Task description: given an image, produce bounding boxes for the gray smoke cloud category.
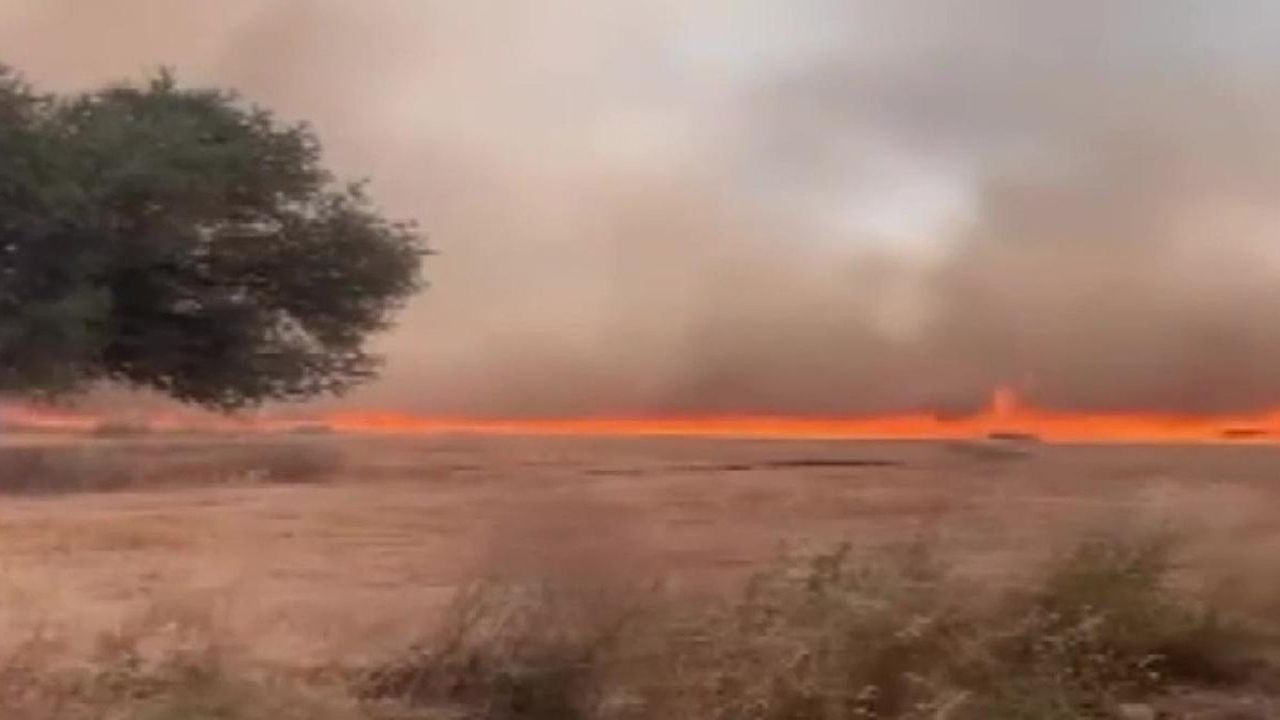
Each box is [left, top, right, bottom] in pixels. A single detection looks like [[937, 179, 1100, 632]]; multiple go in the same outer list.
[[2, 1, 1280, 415]]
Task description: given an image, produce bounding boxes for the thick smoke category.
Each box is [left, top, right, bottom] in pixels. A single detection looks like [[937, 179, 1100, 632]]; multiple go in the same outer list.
[[2, 1, 1280, 415]]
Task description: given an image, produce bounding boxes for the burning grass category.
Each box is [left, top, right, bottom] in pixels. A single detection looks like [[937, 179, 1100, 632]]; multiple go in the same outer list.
[[9, 384, 1280, 444]]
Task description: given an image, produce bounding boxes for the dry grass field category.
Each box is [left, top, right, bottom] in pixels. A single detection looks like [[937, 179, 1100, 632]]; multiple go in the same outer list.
[[0, 433, 1278, 717]]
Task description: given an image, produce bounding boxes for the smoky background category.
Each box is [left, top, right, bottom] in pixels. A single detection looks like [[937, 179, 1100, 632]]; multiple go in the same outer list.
[[3, 1, 1280, 416]]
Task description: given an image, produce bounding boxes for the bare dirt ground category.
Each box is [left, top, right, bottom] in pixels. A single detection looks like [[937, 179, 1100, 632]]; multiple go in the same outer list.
[[0, 434, 1277, 669]]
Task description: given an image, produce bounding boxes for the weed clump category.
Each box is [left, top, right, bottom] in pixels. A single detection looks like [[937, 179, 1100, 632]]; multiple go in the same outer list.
[[0, 601, 358, 720], [360, 533, 1267, 720], [358, 582, 638, 720], [965, 533, 1253, 718]]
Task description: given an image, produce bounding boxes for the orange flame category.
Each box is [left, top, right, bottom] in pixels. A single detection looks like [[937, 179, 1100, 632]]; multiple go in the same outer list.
[[319, 387, 1280, 444], [2, 387, 1278, 444]]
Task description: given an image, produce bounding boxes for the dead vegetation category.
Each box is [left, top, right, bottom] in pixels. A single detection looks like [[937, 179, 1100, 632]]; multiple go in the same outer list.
[[0, 437, 1275, 718], [0, 531, 1270, 718], [354, 531, 1276, 720], [0, 439, 345, 494]]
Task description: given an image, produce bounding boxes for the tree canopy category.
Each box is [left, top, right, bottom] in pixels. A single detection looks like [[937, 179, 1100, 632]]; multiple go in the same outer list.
[[0, 68, 425, 409]]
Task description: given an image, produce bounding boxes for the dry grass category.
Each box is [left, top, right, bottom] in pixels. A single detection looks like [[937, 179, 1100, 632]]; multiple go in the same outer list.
[[0, 437, 345, 494], [0, 531, 1268, 719], [0, 436, 1275, 717]]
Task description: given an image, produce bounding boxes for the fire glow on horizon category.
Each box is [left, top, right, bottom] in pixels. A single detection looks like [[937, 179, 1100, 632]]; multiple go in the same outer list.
[[2, 387, 1280, 444]]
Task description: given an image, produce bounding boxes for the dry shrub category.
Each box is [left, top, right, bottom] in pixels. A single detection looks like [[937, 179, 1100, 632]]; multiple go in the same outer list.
[[357, 580, 644, 720], [0, 588, 358, 720], [360, 532, 1271, 720], [962, 533, 1256, 718], [636, 541, 972, 720]]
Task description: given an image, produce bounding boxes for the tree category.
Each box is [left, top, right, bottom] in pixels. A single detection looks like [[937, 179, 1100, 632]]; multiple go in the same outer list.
[[0, 68, 425, 409]]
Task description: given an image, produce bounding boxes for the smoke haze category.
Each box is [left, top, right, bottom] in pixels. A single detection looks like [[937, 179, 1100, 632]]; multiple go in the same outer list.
[[3, 1, 1280, 415]]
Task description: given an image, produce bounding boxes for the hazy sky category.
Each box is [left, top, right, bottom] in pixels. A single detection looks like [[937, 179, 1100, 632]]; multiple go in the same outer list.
[[3, 2, 1280, 415]]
